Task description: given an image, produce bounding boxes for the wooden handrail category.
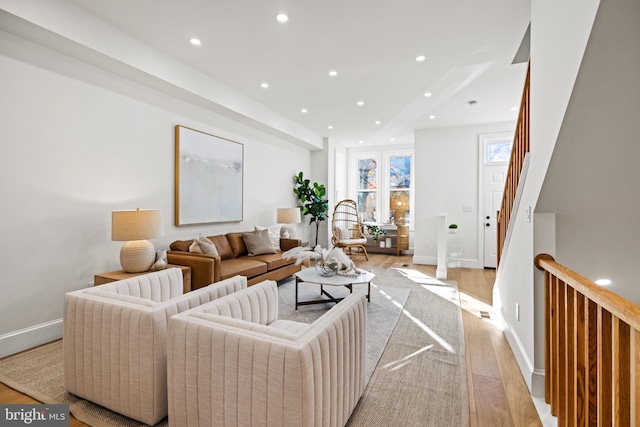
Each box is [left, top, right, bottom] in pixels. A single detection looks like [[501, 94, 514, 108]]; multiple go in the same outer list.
[[534, 253, 640, 425], [497, 63, 530, 265]]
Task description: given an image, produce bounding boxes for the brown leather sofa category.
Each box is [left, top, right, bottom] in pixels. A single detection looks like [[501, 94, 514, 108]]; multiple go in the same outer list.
[[167, 232, 302, 290]]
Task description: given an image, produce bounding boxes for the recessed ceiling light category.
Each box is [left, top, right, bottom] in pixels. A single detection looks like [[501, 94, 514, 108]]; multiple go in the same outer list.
[[416, 55, 426, 62], [429, 115, 436, 119], [328, 125, 333, 130], [357, 100, 364, 106], [328, 70, 338, 77], [424, 92, 432, 97], [189, 38, 201, 46], [510, 106, 518, 111], [390, 138, 395, 142], [301, 108, 308, 113], [358, 140, 364, 144], [276, 13, 288, 23], [260, 82, 269, 89], [595, 278, 612, 286], [375, 120, 381, 125]]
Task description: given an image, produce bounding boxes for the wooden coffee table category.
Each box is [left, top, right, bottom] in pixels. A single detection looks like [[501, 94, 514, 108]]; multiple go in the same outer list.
[[293, 268, 375, 310]]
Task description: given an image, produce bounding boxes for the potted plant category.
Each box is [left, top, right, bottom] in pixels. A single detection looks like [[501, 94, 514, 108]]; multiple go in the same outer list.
[[366, 225, 387, 242], [293, 172, 329, 246]]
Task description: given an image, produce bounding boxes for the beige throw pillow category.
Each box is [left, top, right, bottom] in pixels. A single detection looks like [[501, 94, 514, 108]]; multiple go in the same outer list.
[[336, 227, 350, 241], [255, 225, 282, 251], [188, 240, 203, 253], [196, 234, 219, 255], [242, 229, 277, 255]]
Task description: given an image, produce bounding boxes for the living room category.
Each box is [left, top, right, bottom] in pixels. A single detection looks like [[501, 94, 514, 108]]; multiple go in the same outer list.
[[0, 0, 532, 359]]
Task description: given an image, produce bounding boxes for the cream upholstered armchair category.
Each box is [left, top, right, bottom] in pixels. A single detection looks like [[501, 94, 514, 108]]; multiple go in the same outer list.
[[63, 268, 247, 425], [331, 199, 369, 260], [167, 280, 367, 427]]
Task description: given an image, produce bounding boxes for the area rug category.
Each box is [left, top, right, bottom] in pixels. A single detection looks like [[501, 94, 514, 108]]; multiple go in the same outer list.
[[347, 272, 469, 427], [0, 277, 411, 427]]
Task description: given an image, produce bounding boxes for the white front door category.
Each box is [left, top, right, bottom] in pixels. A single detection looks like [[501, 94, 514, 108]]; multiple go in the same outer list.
[[483, 165, 507, 268], [479, 132, 513, 269]]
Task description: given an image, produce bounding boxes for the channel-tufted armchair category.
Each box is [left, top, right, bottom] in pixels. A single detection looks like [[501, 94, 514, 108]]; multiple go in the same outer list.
[[167, 279, 367, 427], [63, 268, 247, 425]]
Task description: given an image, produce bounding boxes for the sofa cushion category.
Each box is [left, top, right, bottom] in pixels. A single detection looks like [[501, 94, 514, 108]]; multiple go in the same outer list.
[[242, 229, 277, 256], [209, 235, 233, 260], [226, 232, 249, 258], [251, 253, 294, 271], [170, 239, 192, 252], [220, 258, 268, 280]]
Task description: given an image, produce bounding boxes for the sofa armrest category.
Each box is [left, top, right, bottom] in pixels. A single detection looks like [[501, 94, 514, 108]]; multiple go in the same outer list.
[[280, 238, 302, 251], [167, 251, 221, 290]]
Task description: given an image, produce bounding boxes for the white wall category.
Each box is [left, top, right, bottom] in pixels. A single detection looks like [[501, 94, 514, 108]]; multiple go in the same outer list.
[[0, 35, 311, 357], [494, 0, 600, 394], [413, 122, 516, 267], [536, 0, 640, 303]]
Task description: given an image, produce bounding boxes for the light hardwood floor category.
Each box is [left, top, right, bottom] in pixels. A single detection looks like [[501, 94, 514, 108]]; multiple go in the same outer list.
[[0, 253, 542, 427]]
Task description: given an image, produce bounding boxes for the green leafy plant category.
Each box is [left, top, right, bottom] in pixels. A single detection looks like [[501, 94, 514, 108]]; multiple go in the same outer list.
[[293, 171, 329, 246], [449, 224, 458, 229], [366, 225, 387, 241]]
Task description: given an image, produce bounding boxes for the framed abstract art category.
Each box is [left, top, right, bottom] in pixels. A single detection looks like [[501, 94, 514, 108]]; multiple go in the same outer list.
[[175, 125, 243, 225]]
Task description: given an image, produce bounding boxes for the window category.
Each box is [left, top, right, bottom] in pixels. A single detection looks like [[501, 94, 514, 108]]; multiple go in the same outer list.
[[350, 149, 414, 227], [389, 155, 411, 225], [357, 157, 378, 222]]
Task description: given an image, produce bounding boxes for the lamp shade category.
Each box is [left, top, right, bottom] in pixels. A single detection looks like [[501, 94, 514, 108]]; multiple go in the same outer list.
[[277, 208, 301, 224], [112, 209, 164, 241], [391, 194, 409, 210]]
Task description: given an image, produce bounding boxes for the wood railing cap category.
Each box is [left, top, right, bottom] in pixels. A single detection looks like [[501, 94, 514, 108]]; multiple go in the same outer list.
[[534, 253, 555, 270]]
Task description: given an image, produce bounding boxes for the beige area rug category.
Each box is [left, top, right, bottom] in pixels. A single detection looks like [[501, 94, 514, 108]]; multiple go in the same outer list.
[[0, 277, 411, 427], [347, 272, 469, 427]]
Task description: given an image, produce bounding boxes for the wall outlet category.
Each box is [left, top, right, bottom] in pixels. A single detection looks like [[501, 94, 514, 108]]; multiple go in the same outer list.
[[515, 302, 520, 321], [463, 205, 473, 213]]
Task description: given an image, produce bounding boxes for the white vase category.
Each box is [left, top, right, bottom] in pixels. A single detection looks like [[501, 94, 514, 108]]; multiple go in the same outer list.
[[380, 241, 385, 248], [385, 237, 392, 247], [153, 249, 167, 270]]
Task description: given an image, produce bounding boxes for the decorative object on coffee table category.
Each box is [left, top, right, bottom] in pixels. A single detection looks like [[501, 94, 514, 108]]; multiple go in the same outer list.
[[111, 208, 164, 273], [276, 207, 301, 238], [294, 266, 375, 309]]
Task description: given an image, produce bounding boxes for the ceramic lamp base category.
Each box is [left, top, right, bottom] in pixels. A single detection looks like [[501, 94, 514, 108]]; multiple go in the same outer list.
[[120, 240, 155, 273]]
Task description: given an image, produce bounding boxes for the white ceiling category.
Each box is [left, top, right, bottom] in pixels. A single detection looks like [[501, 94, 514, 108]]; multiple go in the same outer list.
[[62, 0, 531, 148]]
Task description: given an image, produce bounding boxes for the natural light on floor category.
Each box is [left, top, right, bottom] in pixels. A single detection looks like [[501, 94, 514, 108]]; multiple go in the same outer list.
[[391, 266, 503, 330]]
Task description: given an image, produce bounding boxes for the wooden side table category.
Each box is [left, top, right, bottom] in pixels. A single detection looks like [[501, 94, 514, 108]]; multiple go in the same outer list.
[[94, 265, 192, 293]]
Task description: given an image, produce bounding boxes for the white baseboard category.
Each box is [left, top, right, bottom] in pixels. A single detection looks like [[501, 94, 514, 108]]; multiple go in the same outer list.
[[0, 319, 63, 358], [413, 255, 436, 265], [532, 368, 546, 398], [412, 256, 480, 269], [500, 308, 535, 392]]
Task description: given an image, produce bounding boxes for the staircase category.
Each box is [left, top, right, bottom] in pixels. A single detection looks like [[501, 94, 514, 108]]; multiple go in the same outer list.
[[497, 63, 530, 266]]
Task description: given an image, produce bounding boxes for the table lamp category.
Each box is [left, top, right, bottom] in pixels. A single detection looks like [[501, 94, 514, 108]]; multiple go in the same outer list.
[[391, 194, 409, 225], [277, 207, 301, 238], [112, 208, 165, 273]]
